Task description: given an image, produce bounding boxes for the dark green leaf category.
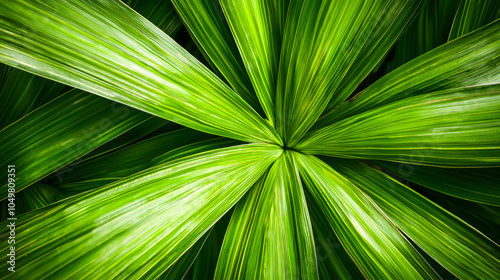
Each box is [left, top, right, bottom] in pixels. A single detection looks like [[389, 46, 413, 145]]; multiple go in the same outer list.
[[449, 0, 500, 40], [305, 190, 364, 280], [374, 161, 500, 206]]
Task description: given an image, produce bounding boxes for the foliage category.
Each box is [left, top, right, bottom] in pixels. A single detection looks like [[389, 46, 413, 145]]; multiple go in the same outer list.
[[0, 0, 499, 279]]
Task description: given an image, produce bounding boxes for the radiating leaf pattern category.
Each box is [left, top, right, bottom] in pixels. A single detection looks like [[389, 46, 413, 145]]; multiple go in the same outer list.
[[0, 144, 281, 279], [294, 152, 439, 279], [0, 0, 281, 144], [215, 152, 317, 279], [0, 0, 499, 279], [316, 19, 500, 128]]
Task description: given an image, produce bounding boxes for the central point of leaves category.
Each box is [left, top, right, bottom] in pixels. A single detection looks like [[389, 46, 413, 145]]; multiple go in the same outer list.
[[281, 143, 295, 152]]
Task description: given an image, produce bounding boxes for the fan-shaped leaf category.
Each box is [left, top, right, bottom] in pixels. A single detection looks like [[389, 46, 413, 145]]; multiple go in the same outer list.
[[215, 152, 318, 279]]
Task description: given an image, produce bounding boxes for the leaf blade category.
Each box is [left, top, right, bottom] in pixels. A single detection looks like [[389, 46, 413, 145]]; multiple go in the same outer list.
[[215, 152, 318, 279], [219, 0, 289, 123], [299, 84, 500, 167], [293, 152, 439, 279], [0, 0, 281, 144], [0, 143, 281, 279], [374, 161, 500, 206], [327, 158, 500, 279], [316, 19, 500, 129], [276, 0, 421, 146], [0, 90, 149, 198], [172, 0, 261, 112]]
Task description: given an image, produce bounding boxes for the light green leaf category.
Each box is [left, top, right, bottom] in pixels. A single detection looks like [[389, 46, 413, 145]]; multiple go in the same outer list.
[[0, 143, 281, 279], [293, 152, 439, 279], [219, 0, 289, 123], [172, 0, 261, 112], [449, 0, 500, 40], [324, 0, 422, 111], [327, 158, 500, 279], [299, 84, 500, 167], [276, 0, 421, 147], [0, 90, 149, 199], [215, 152, 318, 279], [0, 0, 281, 144], [55, 138, 239, 196], [374, 161, 500, 206], [305, 191, 364, 280], [316, 19, 500, 128]]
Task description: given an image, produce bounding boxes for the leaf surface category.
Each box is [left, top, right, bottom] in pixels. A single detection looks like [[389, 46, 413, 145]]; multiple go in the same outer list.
[[0, 90, 149, 198], [215, 152, 318, 279], [294, 153, 438, 279], [375, 161, 500, 206], [328, 158, 500, 279], [0, 0, 281, 144], [299, 85, 500, 167], [316, 20, 500, 129], [0, 144, 281, 279]]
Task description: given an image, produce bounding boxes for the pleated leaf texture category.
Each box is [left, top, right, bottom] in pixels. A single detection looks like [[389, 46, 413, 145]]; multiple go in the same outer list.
[[0, 0, 499, 279]]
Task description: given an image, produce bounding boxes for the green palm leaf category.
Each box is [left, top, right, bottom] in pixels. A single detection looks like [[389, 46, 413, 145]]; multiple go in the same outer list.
[[294, 152, 439, 279], [0, 0, 281, 144], [0, 144, 281, 279], [0, 90, 149, 198], [327, 158, 500, 279], [1, 0, 499, 279], [299, 84, 500, 167], [316, 19, 500, 128], [276, 0, 421, 146], [374, 161, 500, 206], [219, 0, 289, 123], [172, 0, 261, 112], [306, 192, 364, 279], [0, 66, 67, 129], [215, 152, 317, 279], [449, 0, 500, 40]]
